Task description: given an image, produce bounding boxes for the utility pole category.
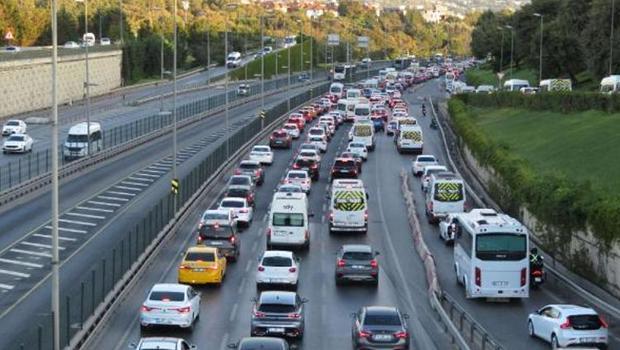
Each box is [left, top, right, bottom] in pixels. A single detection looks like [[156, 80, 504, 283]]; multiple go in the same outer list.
[[533, 13, 544, 83], [76, 0, 92, 155], [611, 0, 616, 75], [261, 15, 265, 110], [206, 31, 211, 85], [172, 0, 178, 210], [119, 0, 123, 45], [50, 0, 60, 348]]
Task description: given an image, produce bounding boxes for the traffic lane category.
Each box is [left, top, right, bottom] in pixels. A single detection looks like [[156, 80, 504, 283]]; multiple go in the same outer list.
[[0, 86, 317, 349], [401, 81, 615, 350]]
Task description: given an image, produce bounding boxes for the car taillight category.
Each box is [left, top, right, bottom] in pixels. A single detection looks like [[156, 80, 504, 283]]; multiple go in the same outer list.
[[266, 228, 271, 237], [370, 259, 378, 269], [174, 306, 191, 313], [520, 268, 527, 287], [599, 316, 609, 328], [311, 164, 318, 169], [258, 266, 265, 272], [287, 313, 301, 319], [358, 330, 371, 338], [429, 201, 434, 212], [475, 267, 481, 287], [329, 211, 334, 221], [560, 319, 572, 329], [240, 208, 248, 213], [270, 136, 274, 140], [141, 305, 156, 312], [394, 331, 408, 339], [234, 169, 241, 175], [253, 309, 266, 318], [304, 230, 309, 240], [230, 236, 236, 244], [293, 163, 300, 169], [364, 210, 368, 221], [179, 265, 190, 269], [289, 267, 297, 273], [254, 170, 260, 176], [337, 259, 345, 267]]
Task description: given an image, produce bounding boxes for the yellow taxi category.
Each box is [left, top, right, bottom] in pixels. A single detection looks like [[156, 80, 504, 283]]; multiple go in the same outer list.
[[178, 246, 227, 285]]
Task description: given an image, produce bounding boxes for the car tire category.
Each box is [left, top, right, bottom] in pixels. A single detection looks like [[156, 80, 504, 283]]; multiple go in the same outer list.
[[527, 320, 535, 337], [551, 334, 559, 350]]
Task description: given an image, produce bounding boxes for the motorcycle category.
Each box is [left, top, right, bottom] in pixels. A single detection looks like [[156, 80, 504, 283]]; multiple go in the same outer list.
[[430, 118, 438, 129], [530, 264, 545, 288]]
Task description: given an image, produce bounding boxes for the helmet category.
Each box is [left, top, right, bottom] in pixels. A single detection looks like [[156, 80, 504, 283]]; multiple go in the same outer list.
[[530, 247, 538, 255]]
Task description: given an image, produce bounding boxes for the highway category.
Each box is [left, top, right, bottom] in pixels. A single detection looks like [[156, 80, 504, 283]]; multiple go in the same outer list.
[[0, 82, 319, 349]]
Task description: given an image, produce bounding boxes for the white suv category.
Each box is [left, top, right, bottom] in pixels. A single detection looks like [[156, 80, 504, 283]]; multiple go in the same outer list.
[[528, 304, 608, 349], [256, 250, 299, 290]]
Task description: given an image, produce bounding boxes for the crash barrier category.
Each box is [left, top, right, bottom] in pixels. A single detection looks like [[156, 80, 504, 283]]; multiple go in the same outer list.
[[399, 170, 472, 350], [5, 83, 330, 350], [0, 74, 329, 206], [431, 98, 620, 328]]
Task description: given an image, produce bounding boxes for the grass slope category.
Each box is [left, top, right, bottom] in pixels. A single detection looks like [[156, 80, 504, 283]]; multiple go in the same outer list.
[[229, 40, 315, 81], [471, 106, 620, 191], [465, 67, 538, 87]]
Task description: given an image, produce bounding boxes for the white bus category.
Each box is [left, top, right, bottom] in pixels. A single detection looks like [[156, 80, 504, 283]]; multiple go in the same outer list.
[[453, 209, 530, 299], [333, 65, 347, 81]]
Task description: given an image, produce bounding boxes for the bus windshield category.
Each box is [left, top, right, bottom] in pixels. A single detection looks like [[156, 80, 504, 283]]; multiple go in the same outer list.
[[475, 233, 527, 261]]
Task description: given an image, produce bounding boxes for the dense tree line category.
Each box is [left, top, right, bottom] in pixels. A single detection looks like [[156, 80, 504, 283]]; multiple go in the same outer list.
[[470, 0, 619, 82], [1, 0, 476, 83]]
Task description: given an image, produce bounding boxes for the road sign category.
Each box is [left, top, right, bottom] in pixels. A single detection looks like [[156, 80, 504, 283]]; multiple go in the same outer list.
[[328, 34, 339, 46], [357, 36, 369, 48], [260, 110, 266, 119], [4, 31, 13, 40], [171, 178, 179, 195]]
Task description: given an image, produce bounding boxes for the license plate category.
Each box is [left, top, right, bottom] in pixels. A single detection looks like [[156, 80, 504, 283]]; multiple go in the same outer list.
[[580, 337, 596, 343], [208, 241, 223, 245], [492, 281, 508, 287], [534, 277, 542, 282], [193, 268, 205, 272], [275, 140, 282, 144], [373, 334, 392, 341], [340, 170, 349, 173], [352, 265, 365, 269], [268, 327, 285, 333]]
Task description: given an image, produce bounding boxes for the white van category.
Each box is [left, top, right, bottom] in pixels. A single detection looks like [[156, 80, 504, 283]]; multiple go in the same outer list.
[[82, 33, 96, 47], [425, 172, 466, 224], [329, 82, 344, 99], [346, 88, 362, 100], [353, 103, 371, 122], [226, 51, 242, 68], [503, 79, 530, 92], [329, 179, 368, 234], [267, 192, 311, 249], [539, 79, 572, 92], [63, 122, 102, 160], [600, 75, 620, 94], [396, 125, 423, 154], [351, 122, 375, 151]]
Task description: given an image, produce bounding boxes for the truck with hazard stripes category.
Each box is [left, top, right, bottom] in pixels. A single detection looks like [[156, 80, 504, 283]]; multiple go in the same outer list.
[[396, 125, 423, 154], [425, 172, 466, 224], [329, 179, 368, 233]]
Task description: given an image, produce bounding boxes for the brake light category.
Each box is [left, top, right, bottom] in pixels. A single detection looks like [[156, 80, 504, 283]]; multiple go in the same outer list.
[[266, 228, 271, 237], [364, 210, 368, 221], [174, 306, 191, 313], [287, 313, 301, 319], [370, 259, 378, 269], [599, 316, 608, 328], [394, 331, 408, 339], [240, 208, 248, 213], [293, 163, 300, 169], [337, 259, 345, 267], [520, 268, 527, 287], [253, 309, 266, 318], [475, 267, 481, 287], [560, 319, 571, 329], [254, 170, 260, 176], [270, 136, 274, 140], [329, 211, 334, 221], [141, 305, 156, 312], [234, 169, 241, 175], [230, 236, 236, 244], [311, 164, 318, 169], [179, 265, 190, 269], [358, 330, 371, 338], [258, 266, 265, 272], [304, 230, 309, 240]]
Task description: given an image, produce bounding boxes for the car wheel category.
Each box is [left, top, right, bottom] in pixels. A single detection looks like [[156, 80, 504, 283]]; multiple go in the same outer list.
[[527, 320, 535, 337], [551, 334, 559, 349]]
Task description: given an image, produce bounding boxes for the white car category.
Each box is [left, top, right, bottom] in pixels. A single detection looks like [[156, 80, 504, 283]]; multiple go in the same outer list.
[[219, 197, 253, 226], [100, 37, 111, 45], [347, 142, 368, 161], [319, 122, 334, 136], [249, 145, 274, 165], [412, 154, 439, 176], [140, 283, 200, 330], [199, 209, 236, 230], [284, 170, 311, 193], [297, 149, 321, 163], [308, 135, 327, 153], [528, 304, 608, 349], [131, 338, 197, 350], [283, 123, 300, 139], [63, 41, 80, 49], [2, 119, 27, 136], [2, 134, 33, 154], [421, 165, 448, 192], [438, 213, 460, 245], [256, 250, 299, 290]]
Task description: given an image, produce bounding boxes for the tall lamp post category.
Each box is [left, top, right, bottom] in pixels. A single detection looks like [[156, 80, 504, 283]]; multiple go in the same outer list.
[[505, 25, 514, 80], [50, 0, 60, 349], [76, 0, 92, 156], [172, 0, 180, 210], [533, 13, 543, 83], [224, 3, 238, 158], [610, 0, 616, 75]]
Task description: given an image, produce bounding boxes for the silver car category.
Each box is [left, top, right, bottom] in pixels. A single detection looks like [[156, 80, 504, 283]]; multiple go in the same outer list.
[[335, 244, 380, 286], [251, 291, 307, 339], [131, 337, 197, 350]]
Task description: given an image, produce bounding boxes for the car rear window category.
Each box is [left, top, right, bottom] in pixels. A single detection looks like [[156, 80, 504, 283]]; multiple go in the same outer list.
[[309, 129, 323, 135], [227, 188, 249, 197], [230, 177, 250, 185], [149, 291, 185, 302], [254, 146, 269, 152], [203, 212, 229, 221], [342, 252, 373, 260], [334, 160, 354, 167], [364, 313, 402, 326], [262, 256, 293, 267], [240, 163, 259, 170], [296, 159, 315, 166], [568, 315, 602, 330], [300, 151, 315, 157], [273, 131, 287, 137], [288, 172, 307, 179], [221, 200, 244, 208], [417, 156, 435, 162], [199, 225, 233, 239], [6, 121, 19, 126], [258, 303, 296, 313], [185, 252, 215, 262]]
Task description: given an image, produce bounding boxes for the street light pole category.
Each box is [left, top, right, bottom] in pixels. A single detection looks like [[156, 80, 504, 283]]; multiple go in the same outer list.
[[300, 21, 304, 74], [77, 0, 92, 156], [206, 30, 211, 85], [261, 15, 265, 111], [505, 25, 514, 80], [119, 0, 123, 45], [611, 0, 616, 75], [533, 13, 543, 83], [310, 19, 314, 81], [50, 1, 60, 349], [172, 0, 178, 210], [224, 4, 237, 158]]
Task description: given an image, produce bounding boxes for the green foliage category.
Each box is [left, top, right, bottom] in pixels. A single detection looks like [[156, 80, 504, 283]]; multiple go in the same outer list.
[[448, 98, 620, 252]]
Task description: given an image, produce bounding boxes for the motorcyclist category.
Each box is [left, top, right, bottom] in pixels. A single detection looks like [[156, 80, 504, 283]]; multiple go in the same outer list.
[[421, 104, 427, 117], [529, 247, 544, 270]]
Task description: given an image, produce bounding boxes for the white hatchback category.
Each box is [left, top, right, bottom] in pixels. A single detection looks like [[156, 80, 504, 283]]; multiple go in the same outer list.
[[284, 170, 311, 193], [297, 149, 321, 163], [249, 145, 274, 165], [412, 154, 439, 176], [308, 135, 327, 153], [256, 250, 299, 290], [283, 123, 300, 139], [347, 142, 368, 161], [219, 197, 253, 226], [528, 304, 608, 349], [140, 283, 200, 330]]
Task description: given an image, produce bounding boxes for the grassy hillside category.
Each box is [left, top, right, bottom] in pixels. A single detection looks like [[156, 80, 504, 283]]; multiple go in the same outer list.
[[465, 67, 537, 87], [470, 106, 620, 192]]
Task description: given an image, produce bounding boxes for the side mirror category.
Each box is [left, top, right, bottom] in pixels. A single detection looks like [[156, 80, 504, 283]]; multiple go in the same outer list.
[[129, 343, 137, 349], [190, 345, 198, 350], [366, 193, 370, 200], [375, 251, 380, 256], [309, 213, 315, 217], [350, 312, 357, 319], [402, 313, 410, 319], [301, 297, 309, 303], [226, 342, 238, 349]]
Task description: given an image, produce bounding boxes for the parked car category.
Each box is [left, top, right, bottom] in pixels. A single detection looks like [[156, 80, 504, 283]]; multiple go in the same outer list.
[[63, 41, 80, 49]]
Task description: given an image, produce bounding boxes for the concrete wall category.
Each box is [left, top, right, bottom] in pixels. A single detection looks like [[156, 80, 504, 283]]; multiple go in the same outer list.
[[0, 49, 122, 118]]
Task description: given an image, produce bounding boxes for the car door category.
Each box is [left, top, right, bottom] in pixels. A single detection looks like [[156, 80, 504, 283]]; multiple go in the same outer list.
[[188, 288, 200, 317], [535, 306, 555, 339]]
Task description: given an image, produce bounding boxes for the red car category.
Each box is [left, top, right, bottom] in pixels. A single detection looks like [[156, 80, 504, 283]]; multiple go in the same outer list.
[[288, 113, 306, 131], [269, 129, 292, 149], [298, 108, 313, 122]]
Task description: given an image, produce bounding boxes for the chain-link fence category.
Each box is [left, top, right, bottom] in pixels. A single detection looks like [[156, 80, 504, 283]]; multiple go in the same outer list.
[[7, 82, 329, 350]]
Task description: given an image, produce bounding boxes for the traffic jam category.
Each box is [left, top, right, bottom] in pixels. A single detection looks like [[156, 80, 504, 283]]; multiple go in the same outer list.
[[133, 62, 609, 350]]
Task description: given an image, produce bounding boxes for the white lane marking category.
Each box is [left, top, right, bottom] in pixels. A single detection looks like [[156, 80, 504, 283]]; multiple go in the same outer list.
[[262, 214, 268, 223], [114, 185, 141, 192], [58, 219, 97, 227], [148, 166, 169, 171], [66, 212, 106, 220], [136, 173, 160, 178], [45, 226, 87, 234], [0, 283, 14, 290], [245, 259, 252, 272], [10, 248, 51, 258], [88, 201, 121, 207], [122, 181, 149, 187], [98, 195, 130, 202], [229, 303, 238, 322], [0, 269, 29, 278], [143, 169, 165, 174], [219, 333, 230, 350], [251, 241, 258, 253], [0, 258, 43, 268], [76, 206, 113, 213], [321, 215, 325, 224], [107, 191, 136, 197], [128, 176, 154, 183], [21, 241, 65, 250], [33, 234, 77, 242], [238, 278, 246, 294]]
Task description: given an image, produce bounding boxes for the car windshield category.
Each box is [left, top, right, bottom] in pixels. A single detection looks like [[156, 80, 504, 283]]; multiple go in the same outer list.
[[287, 172, 307, 179], [67, 134, 89, 143], [149, 291, 185, 302], [342, 251, 372, 260], [199, 225, 232, 239], [284, 125, 296, 130], [6, 121, 19, 126], [273, 213, 304, 227], [7, 135, 24, 141], [300, 151, 315, 157], [355, 108, 370, 116], [221, 200, 244, 208], [364, 313, 402, 326], [258, 303, 296, 313], [254, 146, 269, 152], [239, 163, 259, 170], [185, 251, 215, 262], [475, 233, 527, 261], [262, 256, 293, 267], [309, 129, 323, 135]]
